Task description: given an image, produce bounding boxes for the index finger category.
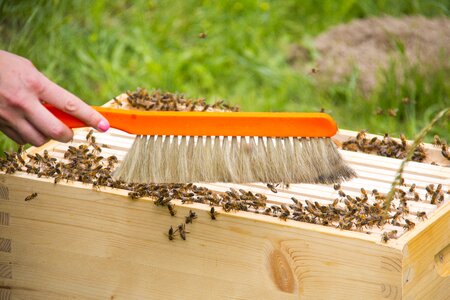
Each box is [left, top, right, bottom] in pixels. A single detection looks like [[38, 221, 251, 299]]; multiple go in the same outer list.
[[37, 73, 110, 132]]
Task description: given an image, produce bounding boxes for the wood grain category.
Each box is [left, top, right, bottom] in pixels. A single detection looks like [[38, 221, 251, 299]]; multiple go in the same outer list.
[[0, 174, 408, 300]]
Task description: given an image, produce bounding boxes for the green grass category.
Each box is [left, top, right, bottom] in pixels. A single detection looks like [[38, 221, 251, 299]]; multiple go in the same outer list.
[[0, 0, 448, 152]]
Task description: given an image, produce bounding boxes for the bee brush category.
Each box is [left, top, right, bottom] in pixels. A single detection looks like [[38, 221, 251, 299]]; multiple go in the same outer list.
[[45, 104, 356, 184]]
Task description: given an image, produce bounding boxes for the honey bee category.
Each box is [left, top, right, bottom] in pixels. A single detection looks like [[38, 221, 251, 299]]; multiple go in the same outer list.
[[433, 135, 442, 147], [333, 184, 341, 191], [399, 134, 407, 148], [178, 223, 188, 240], [167, 203, 176, 216], [16, 152, 26, 165], [113, 97, 122, 106], [360, 188, 367, 196], [267, 183, 279, 193], [86, 129, 94, 141], [309, 68, 320, 75], [430, 191, 439, 205], [416, 211, 427, 221], [24, 192, 38, 201], [17, 144, 24, 154], [338, 190, 346, 197], [279, 204, 290, 221], [92, 143, 102, 153], [381, 230, 398, 243], [442, 144, 450, 160], [356, 130, 367, 140], [425, 184, 434, 195], [198, 32, 207, 39], [185, 210, 197, 224], [403, 219, 415, 231], [436, 184, 442, 194], [209, 207, 218, 220], [408, 184, 416, 193], [167, 226, 177, 241]]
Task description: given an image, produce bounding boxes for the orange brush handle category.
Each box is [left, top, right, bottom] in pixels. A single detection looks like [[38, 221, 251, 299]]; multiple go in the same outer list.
[[44, 104, 337, 137]]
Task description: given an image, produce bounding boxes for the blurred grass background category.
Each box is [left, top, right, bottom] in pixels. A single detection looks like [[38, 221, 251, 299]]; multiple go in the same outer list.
[[0, 0, 448, 152]]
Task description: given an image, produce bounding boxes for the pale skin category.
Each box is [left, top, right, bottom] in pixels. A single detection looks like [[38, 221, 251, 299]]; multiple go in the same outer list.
[[0, 50, 110, 146]]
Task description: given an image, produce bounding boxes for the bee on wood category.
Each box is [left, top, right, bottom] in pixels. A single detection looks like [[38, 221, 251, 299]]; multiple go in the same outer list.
[[425, 184, 434, 194], [403, 219, 415, 231], [356, 130, 367, 141], [209, 207, 218, 220], [92, 143, 102, 154], [185, 210, 197, 224], [360, 188, 368, 196], [17, 144, 24, 154], [441, 144, 450, 160], [333, 184, 341, 191], [263, 207, 272, 215], [279, 204, 290, 221], [86, 129, 94, 142], [167, 226, 177, 241], [267, 183, 279, 193], [433, 135, 442, 147], [338, 190, 346, 197], [16, 152, 26, 165], [381, 230, 398, 243], [113, 97, 122, 106], [408, 184, 416, 193], [212, 100, 224, 109], [167, 203, 176, 216], [178, 223, 188, 240], [24, 192, 38, 201], [399, 134, 407, 149], [416, 211, 427, 221], [128, 191, 142, 200], [430, 191, 439, 205]]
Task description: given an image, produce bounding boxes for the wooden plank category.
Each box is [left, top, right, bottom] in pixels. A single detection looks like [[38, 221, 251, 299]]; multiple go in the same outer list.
[[0, 174, 404, 299], [401, 201, 450, 299]]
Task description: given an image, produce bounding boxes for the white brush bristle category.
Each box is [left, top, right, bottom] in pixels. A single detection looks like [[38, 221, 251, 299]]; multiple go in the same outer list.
[[113, 135, 356, 184]]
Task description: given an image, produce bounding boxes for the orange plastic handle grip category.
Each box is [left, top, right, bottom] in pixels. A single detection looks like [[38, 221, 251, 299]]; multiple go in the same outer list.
[[44, 104, 337, 137]]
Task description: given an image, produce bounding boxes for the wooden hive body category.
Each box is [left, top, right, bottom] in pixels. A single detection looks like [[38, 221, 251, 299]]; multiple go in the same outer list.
[[0, 98, 448, 300]]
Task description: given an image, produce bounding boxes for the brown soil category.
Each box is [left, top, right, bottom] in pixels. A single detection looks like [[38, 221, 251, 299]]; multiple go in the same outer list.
[[290, 16, 450, 93]]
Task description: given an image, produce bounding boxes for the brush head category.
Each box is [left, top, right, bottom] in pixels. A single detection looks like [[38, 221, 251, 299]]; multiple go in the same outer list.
[[113, 135, 356, 184]]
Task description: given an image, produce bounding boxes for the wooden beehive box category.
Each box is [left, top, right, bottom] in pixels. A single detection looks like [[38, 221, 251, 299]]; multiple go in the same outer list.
[[0, 97, 449, 300]]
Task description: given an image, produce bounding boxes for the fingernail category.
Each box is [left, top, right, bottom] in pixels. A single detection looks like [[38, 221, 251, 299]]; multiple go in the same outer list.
[[97, 119, 110, 132]]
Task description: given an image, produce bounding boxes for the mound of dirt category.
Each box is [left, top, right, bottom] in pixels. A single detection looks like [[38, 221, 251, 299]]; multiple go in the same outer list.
[[291, 16, 450, 93]]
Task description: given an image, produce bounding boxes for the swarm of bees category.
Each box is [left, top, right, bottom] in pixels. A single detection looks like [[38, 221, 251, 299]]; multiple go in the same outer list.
[[1, 88, 447, 244], [124, 88, 239, 112], [342, 131, 427, 162]]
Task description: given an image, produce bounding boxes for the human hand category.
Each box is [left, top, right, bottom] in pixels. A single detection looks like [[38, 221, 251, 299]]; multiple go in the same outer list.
[[0, 50, 109, 146]]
